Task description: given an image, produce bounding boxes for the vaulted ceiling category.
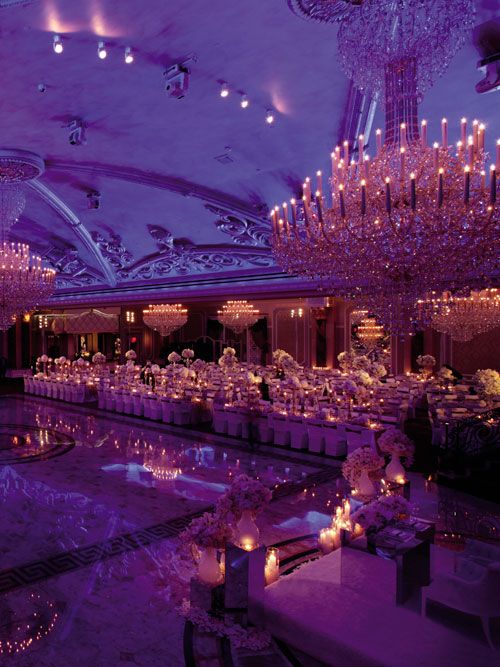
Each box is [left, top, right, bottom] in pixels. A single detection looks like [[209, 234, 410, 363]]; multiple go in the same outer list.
[[1, 0, 498, 305]]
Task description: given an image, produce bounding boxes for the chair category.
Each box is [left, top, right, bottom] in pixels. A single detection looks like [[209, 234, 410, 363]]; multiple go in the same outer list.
[[306, 419, 325, 454], [422, 561, 500, 648], [289, 416, 308, 450]]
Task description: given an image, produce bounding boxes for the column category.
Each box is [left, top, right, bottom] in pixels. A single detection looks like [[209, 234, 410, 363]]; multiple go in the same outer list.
[[15, 317, 22, 369]]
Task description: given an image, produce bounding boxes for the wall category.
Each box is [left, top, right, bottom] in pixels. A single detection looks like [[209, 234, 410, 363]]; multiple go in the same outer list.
[[452, 325, 500, 374]]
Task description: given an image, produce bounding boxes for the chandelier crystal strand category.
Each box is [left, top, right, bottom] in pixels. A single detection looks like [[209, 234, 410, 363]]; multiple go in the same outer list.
[[337, 0, 475, 100], [142, 304, 188, 337], [0, 243, 56, 331], [217, 300, 260, 334], [0, 185, 25, 242], [418, 289, 500, 342]]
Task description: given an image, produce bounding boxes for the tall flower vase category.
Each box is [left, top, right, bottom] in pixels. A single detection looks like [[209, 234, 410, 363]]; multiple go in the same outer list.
[[198, 547, 222, 586], [236, 510, 260, 550], [356, 469, 376, 498], [385, 454, 405, 482]]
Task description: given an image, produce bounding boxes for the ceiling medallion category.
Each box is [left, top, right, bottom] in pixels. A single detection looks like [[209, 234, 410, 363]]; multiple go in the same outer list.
[[0, 149, 45, 183], [271, 0, 498, 336]]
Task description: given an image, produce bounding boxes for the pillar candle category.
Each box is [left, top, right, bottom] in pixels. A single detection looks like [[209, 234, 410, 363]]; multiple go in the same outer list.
[[364, 154, 370, 180], [358, 134, 364, 165], [400, 146, 406, 183], [441, 118, 448, 148], [343, 140, 349, 164], [468, 137, 474, 168], [400, 123, 407, 148], [331, 151, 337, 182], [421, 120, 427, 146], [315, 191, 324, 223], [376, 128, 382, 153], [385, 177, 391, 213], [478, 123, 485, 150], [437, 168, 444, 207], [490, 165, 497, 204], [316, 170, 323, 196], [282, 202, 288, 224], [496, 139, 500, 172], [290, 198, 297, 227], [339, 185, 346, 218], [460, 117, 467, 145], [360, 179, 366, 215], [472, 120, 479, 150], [480, 170, 486, 191], [410, 172, 416, 210], [433, 142, 439, 170], [464, 166, 470, 204]]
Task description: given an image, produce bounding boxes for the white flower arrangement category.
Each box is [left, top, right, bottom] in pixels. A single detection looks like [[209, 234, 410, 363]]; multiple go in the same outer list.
[[216, 474, 272, 522], [342, 446, 384, 487], [167, 351, 181, 364], [191, 358, 207, 372], [378, 428, 415, 464], [337, 351, 355, 371], [182, 348, 195, 359], [353, 370, 374, 387], [416, 354, 435, 368], [92, 352, 106, 364], [352, 494, 410, 534], [40, 354, 48, 363], [218, 347, 238, 368], [474, 369, 500, 398], [351, 355, 372, 372], [151, 364, 161, 374], [371, 363, 387, 379], [125, 349, 137, 360], [181, 511, 233, 549], [342, 378, 358, 396], [437, 366, 454, 382], [246, 371, 262, 385]]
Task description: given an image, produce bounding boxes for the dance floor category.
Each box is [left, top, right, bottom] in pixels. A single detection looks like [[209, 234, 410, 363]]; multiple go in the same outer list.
[[0, 395, 499, 666]]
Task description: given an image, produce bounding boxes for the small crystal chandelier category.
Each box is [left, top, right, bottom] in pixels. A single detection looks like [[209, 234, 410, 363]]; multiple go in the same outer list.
[[0, 151, 55, 330], [350, 308, 368, 325], [0, 243, 56, 331], [217, 300, 260, 334], [142, 304, 188, 337], [356, 316, 384, 349], [273, 0, 498, 336], [418, 289, 500, 342]]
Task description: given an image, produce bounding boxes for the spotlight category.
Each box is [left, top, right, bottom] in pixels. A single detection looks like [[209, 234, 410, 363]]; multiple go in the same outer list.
[[240, 94, 249, 109], [220, 82, 229, 98], [53, 34, 63, 54], [124, 47, 134, 64], [265, 109, 275, 125], [97, 41, 107, 60]]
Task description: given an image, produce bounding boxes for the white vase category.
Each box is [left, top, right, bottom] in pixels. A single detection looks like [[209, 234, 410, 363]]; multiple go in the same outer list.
[[198, 547, 222, 586], [236, 509, 260, 550], [356, 469, 376, 498], [385, 454, 405, 482]]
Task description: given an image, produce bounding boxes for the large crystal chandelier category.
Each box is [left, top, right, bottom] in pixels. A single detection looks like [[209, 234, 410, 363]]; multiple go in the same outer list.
[[217, 300, 260, 334], [356, 316, 384, 349], [142, 304, 188, 337], [0, 151, 55, 331], [273, 0, 499, 336], [417, 289, 500, 342]]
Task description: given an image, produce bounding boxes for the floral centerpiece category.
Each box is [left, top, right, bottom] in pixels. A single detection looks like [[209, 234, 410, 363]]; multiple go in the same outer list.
[[351, 355, 372, 372], [125, 349, 137, 361], [181, 511, 233, 586], [342, 446, 384, 498], [352, 494, 410, 536], [167, 351, 181, 364], [371, 363, 387, 380], [216, 474, 272, 549], [92, 352, 106, 364], [337, 351, 355, 372], [272, 349, 300, 377], [378, 428, 414, 482], [437, 366, 454, 384], [474, 369, 500, 403], [416, 354, 436, 377], [218, 347, 238, 370], [182, 348, 195, 366]]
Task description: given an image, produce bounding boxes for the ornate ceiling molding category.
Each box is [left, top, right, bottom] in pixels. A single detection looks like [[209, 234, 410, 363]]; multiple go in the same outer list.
[[90, 225, 274, 283], [28, 180, 117, 286], [205, 204, 271, 247], [45, 160, 269, 224]]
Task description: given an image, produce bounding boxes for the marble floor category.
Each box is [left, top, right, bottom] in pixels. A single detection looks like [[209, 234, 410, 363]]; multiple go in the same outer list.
[[0, 395, 499, 665]]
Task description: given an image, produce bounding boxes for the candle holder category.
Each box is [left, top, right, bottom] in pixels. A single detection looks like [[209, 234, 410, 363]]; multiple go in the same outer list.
[[224, 542, 266, 616]]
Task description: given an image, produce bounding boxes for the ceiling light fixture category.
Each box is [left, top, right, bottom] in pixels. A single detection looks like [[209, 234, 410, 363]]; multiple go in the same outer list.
[[97, 41, 107, 60], [124, 46, 134, 64], [240, 94, 249, 109], [53, 35, 63, 54], [265, 109, 275, 125], [220, 82, 229, 98]]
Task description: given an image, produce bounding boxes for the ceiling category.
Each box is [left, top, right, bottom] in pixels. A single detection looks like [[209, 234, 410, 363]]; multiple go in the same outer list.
[[0, 0, 498, 305]]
